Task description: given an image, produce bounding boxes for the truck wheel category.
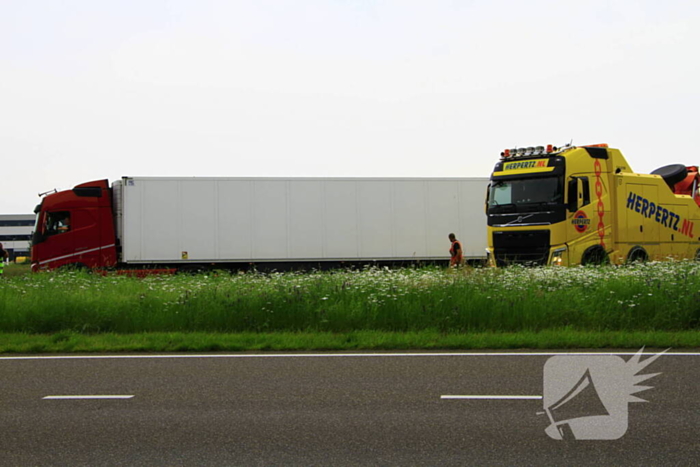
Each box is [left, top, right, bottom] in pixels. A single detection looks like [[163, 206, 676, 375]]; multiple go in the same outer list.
[[581, 246, 609, 266], [695, 249, 700, 261], [627, 247, 648, 263], [58, 263, 89, 272]]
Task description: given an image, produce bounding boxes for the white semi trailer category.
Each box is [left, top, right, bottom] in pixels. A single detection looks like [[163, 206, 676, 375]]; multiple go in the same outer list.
[[32, 177, 488, 271]]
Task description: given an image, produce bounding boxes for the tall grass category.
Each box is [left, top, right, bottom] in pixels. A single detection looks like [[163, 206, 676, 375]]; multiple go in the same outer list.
[[1, 262, 699, 334]]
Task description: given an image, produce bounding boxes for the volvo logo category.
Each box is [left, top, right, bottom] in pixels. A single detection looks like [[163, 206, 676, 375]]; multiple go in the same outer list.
[[506, 214, 534, 226]]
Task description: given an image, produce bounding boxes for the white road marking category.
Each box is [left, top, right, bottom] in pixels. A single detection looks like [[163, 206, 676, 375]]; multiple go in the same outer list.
[[37, 243, 115, 267], [441, 395, 543, 400], [43, 395, 134, 400], [0, 351, 698, 361]]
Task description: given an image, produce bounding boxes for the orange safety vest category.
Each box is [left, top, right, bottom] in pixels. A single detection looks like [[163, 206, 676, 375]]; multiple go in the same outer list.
[[449, 240, 464, 266]]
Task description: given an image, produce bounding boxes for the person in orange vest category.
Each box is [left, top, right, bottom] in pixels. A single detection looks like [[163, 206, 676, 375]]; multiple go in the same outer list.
[[0, 243, 7, 276], [448, 233, 464, 267]]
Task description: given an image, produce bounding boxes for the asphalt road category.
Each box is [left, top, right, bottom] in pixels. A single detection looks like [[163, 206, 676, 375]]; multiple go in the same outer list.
[[0, 351, 698, 466]]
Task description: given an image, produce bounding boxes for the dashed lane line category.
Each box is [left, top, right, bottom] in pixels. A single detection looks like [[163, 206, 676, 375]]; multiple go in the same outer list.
[[441, 395, 543, 400], [43, 395, 134, 400]]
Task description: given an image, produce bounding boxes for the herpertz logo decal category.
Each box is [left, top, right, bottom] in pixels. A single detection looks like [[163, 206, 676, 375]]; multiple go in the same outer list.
[[541, 348, 666, 440], [502, 159, 548, 171], [571, 210, 590, 233]]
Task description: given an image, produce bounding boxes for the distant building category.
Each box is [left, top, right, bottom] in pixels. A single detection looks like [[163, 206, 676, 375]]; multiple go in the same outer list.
[[0, 214, 35, 261]]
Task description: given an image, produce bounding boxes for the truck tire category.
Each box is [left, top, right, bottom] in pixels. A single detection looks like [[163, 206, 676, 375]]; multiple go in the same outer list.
[[651, 164, 687, 189], [695, 249, 700, 261], [581, 246, 609, 266], [58, 263, 88, 272], [626, 247, 648, 263]]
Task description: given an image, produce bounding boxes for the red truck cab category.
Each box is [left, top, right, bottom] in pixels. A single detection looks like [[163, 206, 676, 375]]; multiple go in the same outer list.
[[31, 180, 118, 271]]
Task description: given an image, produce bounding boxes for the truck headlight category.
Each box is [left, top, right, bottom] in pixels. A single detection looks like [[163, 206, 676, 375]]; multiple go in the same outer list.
[[551, 247, 567, 266]]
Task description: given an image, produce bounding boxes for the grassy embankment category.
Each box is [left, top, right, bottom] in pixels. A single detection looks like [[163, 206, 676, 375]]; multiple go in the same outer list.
[[0, 262, 699, 352]]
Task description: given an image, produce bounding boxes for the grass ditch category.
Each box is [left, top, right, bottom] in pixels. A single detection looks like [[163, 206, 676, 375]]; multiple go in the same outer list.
[[1, 262, 699, 351], [0, 330, 698, 353]]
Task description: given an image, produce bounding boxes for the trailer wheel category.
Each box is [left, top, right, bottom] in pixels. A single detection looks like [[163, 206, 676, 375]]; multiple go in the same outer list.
[[581, 246, 609, 266], [627, 247, 648, 263], [695, 249, 700, 261], [176, 264, 212, 275]]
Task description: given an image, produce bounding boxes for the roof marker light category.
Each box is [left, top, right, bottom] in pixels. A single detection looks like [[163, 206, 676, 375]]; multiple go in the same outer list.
[[546, 144, 553, 153]]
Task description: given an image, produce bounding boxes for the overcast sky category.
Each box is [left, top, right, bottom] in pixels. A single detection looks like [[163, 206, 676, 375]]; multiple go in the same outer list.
[[2, 0, 699, 213]]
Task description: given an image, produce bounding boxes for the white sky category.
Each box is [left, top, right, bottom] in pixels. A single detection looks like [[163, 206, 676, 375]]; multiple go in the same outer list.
[[2, 0, 699, 213]]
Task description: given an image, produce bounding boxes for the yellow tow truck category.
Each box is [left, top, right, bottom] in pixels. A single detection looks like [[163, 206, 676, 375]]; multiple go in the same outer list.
[[486, 143, 700, 266]]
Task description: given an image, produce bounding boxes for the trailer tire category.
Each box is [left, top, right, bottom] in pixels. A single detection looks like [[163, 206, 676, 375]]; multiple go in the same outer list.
[[176, 265, 210, 275], [695, 249, 700, 261], [627, 247, 648, 263], [581, 246, 609, 266]]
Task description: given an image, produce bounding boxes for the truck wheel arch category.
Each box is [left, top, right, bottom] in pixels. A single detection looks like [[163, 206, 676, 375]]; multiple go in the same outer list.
[[627, 246, 648, 263], [581, 245, 609, 266]]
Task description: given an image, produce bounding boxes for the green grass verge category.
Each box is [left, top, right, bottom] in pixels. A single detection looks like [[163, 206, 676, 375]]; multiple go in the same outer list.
[[2, 262, 700, 352], [3, 263, 700, 333], [0, 330, 698, 353], [2, 263, 30, 277]]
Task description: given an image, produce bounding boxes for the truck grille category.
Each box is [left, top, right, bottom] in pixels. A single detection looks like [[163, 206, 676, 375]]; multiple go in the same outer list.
[[493, 230, 550, 266]]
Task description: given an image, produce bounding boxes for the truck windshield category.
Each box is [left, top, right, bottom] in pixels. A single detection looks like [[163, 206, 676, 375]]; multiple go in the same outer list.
[[488, 177, 563, 212]]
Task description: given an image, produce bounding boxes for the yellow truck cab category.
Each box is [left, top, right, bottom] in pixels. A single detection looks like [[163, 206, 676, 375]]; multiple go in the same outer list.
[[486, 144, 700, 266]]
